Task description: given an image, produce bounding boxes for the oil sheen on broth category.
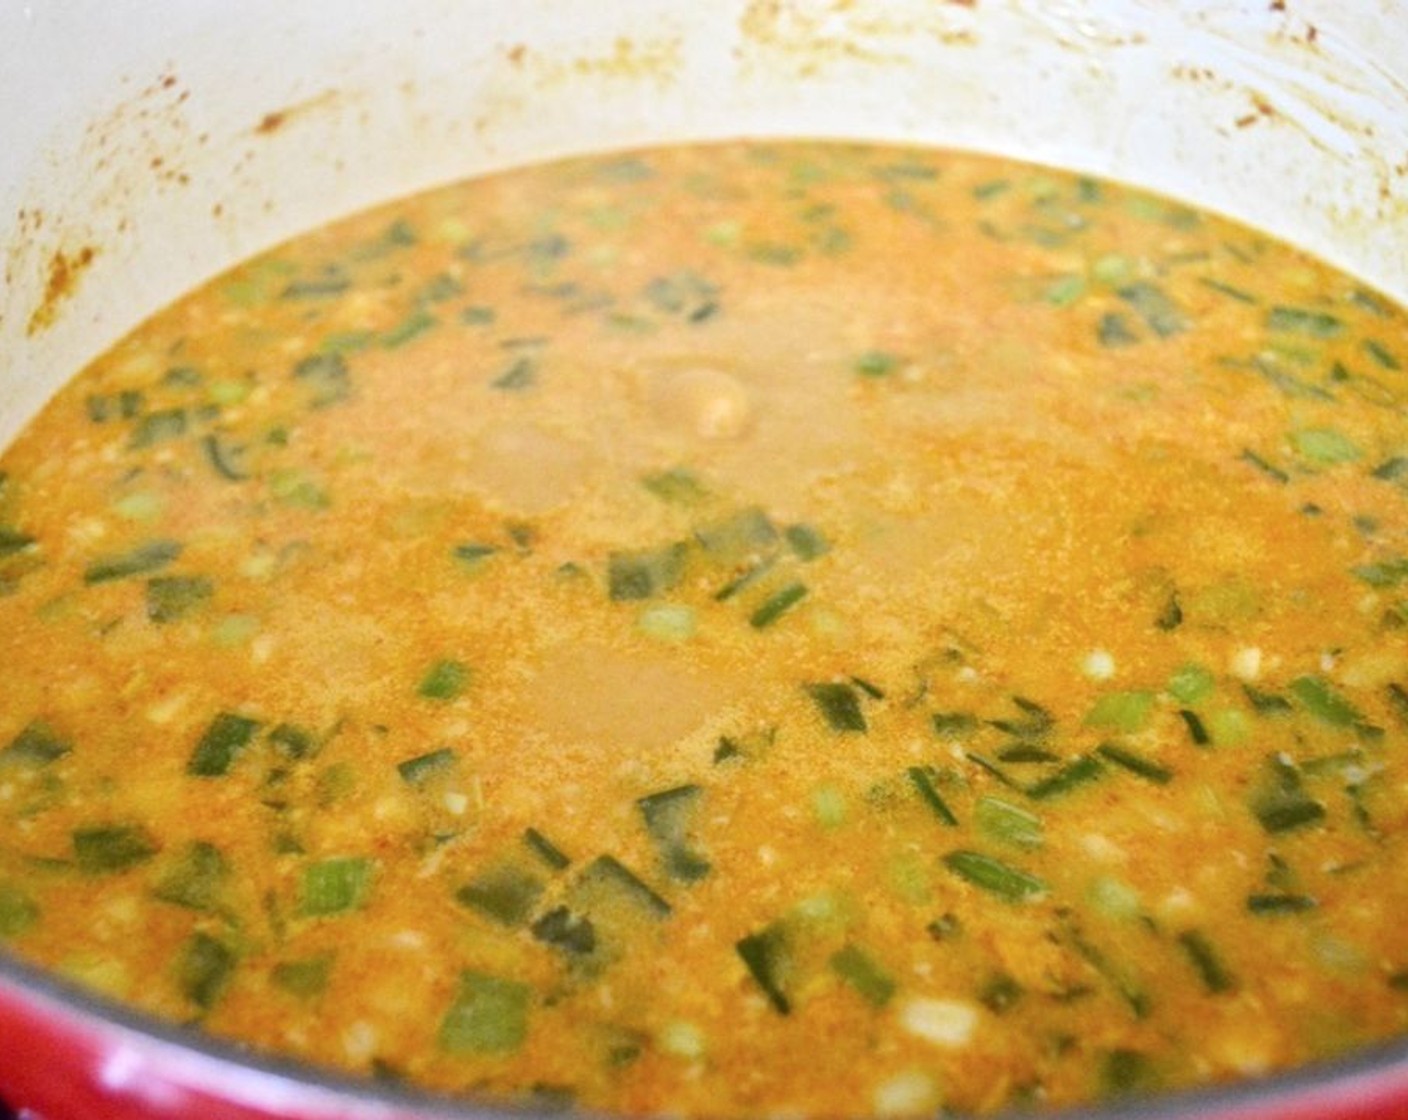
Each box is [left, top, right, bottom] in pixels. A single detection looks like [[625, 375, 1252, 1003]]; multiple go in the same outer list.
[[1, 142, 1407, 1118]]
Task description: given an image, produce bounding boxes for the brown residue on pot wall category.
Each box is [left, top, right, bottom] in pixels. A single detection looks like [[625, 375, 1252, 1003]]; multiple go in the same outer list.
[[25, 245, 97, 337], [252, 90, 342, 138]]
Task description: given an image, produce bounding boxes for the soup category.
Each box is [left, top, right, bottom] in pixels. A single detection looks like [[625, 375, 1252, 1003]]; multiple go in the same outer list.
[[1, 141, 1407, 1117]]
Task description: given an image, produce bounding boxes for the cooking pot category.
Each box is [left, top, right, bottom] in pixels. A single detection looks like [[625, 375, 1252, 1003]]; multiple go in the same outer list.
[[2, 2, 1407, 1118]]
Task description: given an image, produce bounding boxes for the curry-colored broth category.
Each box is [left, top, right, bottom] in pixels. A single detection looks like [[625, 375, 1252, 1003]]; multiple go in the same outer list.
[[3, 141, 1408, 1117]]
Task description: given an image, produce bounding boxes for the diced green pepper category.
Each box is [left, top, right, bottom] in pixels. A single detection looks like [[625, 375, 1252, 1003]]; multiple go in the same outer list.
[[438, 970, 531, 1054], [299, 856, 374, 916], [187, 713, 261, 777]]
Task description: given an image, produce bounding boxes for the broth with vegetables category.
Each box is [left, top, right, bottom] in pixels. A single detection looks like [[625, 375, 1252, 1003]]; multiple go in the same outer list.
[[2, 140, 1408, 1117]]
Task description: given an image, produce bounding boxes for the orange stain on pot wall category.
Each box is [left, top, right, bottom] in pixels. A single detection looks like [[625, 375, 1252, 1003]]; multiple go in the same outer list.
[[25, 245, 97, 337]]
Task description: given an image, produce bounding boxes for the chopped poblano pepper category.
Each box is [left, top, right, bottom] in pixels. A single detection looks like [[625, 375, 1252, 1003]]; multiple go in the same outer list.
[[695, 508, 778, 561], [531, 906, 597, 956], [418, 659, 469, 702], [187, 712, 261, 777], [1117, 282, 1186, 337], [1026, 755, 1104, 800], [522, 827, 571, 870], [637, 784, 711, 882], [271, 954, 334, 998], [292, 352, 351, 408], [574, 855, 671, 920], [83, 539, 182, 584], [396, 747, 457, 785], [908, 766, 959, 826], [932, 711, 980, 737], [0, 884, 39, 939], [642, 467, 709, 505], [152, 841, 228, 911], [298, 856, 374, 916], [608, 542, 688, 600], [267, 723, 316, 760], [0, 528, 35, 559], [438, 970, 531, 1054], [830, 944, 895, 1007], [942, 850, 1046, 903], [979, 971, 1025, 1013], [749, 582, 808, 628], [1250, 761, 1327, 835], [73, 825, 160, 874], [1, 721, 71, 767], [783, 523, 829, 560], [805, 682, 868, 733], [128, 408, 188, 449], [456, 864, 546, 927], [145, 575, 214, 623], [1097, 311, 1139, 348], [491, 355, 538, 391], [176, 931, 236, 1011], [854, 350, 899, 377], [737, 924, 792, 1014]]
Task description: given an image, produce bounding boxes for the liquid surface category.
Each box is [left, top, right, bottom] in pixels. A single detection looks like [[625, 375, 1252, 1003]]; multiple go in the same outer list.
[[2, 142, 1408, 1117]]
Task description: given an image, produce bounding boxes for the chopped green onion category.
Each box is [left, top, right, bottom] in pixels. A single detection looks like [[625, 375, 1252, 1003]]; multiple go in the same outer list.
[[1118, 282, 1186, 337], [908, 767, 959, 826], [1291, 427, 1362, 466], [975, 796, 1043, 848], [749, 583, 808, 628], [1026, 755, 1104, 800], [1247, 893, 1317, 915], [176, 931, 236, 1011], [1177, 929, 1236, 994], [128, 408, 188, 449], [1267, 306, 1344, 338], [1166, 663, 1216, 705], [522, 828, 571, 870], [942, 850, 1046, 903], [1095, 743, 1172, 784], [418, 659, 469, 701], [830, 944, 895, 1007], [396, 747, 457, 785], [84, 539, 182, 584]]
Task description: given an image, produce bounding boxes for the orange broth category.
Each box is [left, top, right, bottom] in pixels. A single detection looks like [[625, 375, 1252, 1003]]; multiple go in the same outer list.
[[2, 141, 1408, 1116]]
